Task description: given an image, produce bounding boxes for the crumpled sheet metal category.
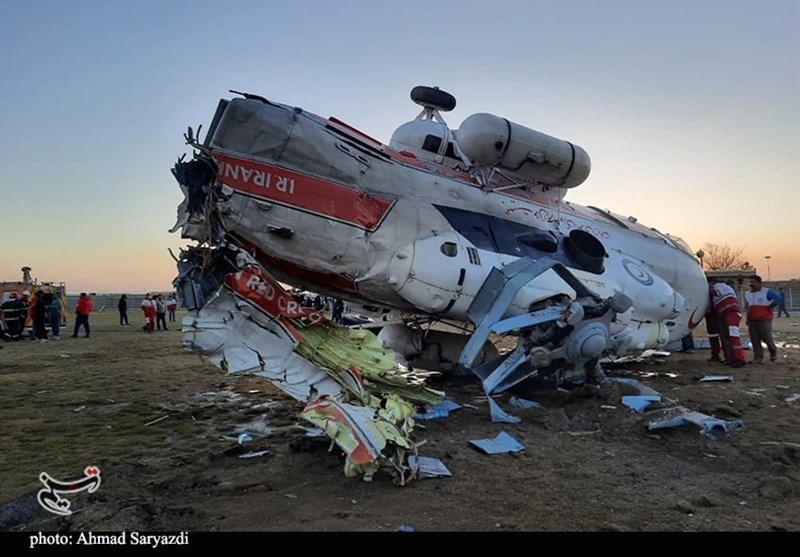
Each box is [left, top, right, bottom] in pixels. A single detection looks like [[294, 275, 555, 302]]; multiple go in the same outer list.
[[648, 408, 744, 438], [181, 290, 340, 401], [180, 248, 440, 480]]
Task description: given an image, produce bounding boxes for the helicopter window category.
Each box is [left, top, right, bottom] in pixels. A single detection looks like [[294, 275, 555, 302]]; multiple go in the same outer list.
[[517, 231, 559, 253], [440, 242, 458, 257], [422, 135, 459, 160]]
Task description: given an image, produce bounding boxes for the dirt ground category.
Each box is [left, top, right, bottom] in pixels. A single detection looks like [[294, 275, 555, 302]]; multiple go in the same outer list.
[[1, 311, 799, 532]]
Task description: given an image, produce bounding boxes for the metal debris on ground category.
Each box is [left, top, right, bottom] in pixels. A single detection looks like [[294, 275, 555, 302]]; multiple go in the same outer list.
[[469, 431, 525, 454], [407, 456, 452, 479], [508, 396, 542, 409], [143, 415, 170, 427], [621, 395, 661, 413], [699, 375, 734, 382], [239, 450, 270, 459], [414, 400, 462, 420], [177, 246, 443, 482], [647, 408, 744, 438], [487, 397, 521, 424], [785, 394, 800, 404]]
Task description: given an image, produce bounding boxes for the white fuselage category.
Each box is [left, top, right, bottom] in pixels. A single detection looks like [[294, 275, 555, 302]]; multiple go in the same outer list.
[[201, 98, 708, 348]]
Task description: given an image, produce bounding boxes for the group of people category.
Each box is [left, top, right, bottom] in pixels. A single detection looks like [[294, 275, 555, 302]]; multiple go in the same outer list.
[[704, 275, 784, 367], [291, 291, 346, 324], [0, 290, 91, 341], [132, 293, 177, 333]]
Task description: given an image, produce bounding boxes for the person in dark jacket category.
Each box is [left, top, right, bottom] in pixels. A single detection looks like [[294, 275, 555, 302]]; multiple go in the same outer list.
[[32, 291, 48, 341], [1, 293, 25, 340], [118, 294, 129, 326]]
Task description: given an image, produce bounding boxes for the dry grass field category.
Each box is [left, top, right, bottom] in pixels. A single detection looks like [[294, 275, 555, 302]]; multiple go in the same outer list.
[[2, 311, 799, 531]]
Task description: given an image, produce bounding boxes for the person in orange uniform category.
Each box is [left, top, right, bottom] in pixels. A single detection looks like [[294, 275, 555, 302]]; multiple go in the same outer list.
[[709, 280, 746, 368], [71, 292, 93, 338]]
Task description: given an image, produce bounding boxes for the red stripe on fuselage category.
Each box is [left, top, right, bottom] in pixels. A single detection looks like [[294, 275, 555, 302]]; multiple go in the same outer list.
[[212, 153, 395, 232], [230, 233, 358, 293]]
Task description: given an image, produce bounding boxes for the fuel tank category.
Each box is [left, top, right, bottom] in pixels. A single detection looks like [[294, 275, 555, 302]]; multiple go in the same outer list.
[[456, 113, 591, 188]]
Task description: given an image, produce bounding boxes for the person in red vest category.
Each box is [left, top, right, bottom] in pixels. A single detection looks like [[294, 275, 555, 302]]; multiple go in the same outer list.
[[141, 294, 156, 333], [704, 284, 723, 362], [71, 293, 93, 338], [709, 280, 746, 368], [744, 275, 780, 363]]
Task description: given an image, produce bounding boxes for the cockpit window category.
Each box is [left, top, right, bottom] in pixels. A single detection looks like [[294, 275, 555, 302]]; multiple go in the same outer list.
[[422, 135, 459, 160]]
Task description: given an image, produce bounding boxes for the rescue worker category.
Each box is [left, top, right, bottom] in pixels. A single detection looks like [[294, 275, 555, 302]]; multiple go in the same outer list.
[[141, 294, 156, 333], [20, 289, 31, 336], [0, 293, 25, 340], [166, 294, 177, 323], [710, 279, 746, 368], [744, 275, 780, 363], [704, 283, 723, 362], [71, 292, 93, 338]]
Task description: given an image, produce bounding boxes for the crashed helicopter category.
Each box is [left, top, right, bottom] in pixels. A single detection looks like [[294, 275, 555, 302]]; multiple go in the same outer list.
[[171, 86, 710, 478]]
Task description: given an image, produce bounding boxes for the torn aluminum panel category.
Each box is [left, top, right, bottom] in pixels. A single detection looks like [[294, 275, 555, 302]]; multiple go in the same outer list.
[[407, 456, 452, 479], [469, 432, 525, 454], [177, 245, 440, 481], [648, 408, 744, 438], [622, 395, 661, 413]]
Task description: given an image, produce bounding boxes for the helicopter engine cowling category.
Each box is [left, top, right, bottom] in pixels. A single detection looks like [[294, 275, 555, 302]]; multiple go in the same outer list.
[[456, 113, 591, 188]]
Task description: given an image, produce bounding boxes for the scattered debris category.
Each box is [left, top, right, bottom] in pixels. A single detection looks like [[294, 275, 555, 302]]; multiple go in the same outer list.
[[760, 441, 800, 449], [237, 433, 253, 444], [699, 375, 734, 382], [600, 405, 617, 410], [469, 432, 525, 454], [144, 415, 170, 427], [622, 395, 661, 413], [395, 525, 416, 532], [487, 397, 521, 424], [239, 450, 270, 459], [283, 494, 298, 499], [648, 408, 744, 438], [785, 394, 800, 404], [73, 405, 86, 413], [408, 456, 452, 479], [508, 396, 542, 409], [415, 400, 462, 420], [567, 430, 601, 436]]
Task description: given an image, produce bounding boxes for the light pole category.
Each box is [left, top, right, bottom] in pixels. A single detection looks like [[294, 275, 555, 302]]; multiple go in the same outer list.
[[765, 255, 771, 281]]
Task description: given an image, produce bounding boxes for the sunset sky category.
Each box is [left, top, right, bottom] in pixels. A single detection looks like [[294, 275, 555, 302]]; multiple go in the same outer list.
[[1, 0, 798, 293]]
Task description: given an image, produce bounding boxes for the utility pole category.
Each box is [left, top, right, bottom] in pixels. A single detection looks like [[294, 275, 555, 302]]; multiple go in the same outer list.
[[765, 255, 771, 281]]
